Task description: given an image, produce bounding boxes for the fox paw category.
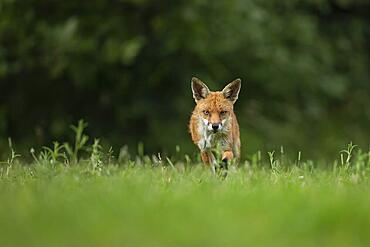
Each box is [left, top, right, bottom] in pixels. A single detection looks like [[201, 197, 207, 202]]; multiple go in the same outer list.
[[215, 158, 228, 179], [220, 158, 229, 170]]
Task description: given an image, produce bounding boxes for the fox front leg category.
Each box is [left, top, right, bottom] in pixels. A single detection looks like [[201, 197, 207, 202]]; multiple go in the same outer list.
[[221, 150, 234, 170], [200, 151, 217, 174]]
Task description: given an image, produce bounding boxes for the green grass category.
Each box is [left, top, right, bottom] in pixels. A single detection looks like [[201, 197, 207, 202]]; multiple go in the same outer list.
[[1, 151, 370, 247], [1, 122, 370, 247]]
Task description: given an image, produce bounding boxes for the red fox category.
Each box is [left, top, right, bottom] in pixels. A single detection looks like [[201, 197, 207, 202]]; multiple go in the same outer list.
[[189, 77, 241, 171]]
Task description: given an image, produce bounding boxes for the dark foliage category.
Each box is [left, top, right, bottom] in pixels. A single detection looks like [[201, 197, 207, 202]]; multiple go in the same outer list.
[[0, 0, 369, 157]]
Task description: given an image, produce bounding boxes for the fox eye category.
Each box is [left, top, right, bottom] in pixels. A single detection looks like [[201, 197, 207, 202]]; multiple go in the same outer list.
[[220, 111, 227, 116], [203, 110, 210, 116]]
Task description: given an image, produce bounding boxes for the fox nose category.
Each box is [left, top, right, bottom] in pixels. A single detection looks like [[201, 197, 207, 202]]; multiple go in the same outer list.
[[212, 123, 220, 131]]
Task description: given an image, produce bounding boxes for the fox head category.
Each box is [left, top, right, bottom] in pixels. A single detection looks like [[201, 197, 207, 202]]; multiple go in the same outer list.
[[191, 77, 241, 133]]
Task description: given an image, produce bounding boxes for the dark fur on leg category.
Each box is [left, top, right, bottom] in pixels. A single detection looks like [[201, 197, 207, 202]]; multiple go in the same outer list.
[[216, 158, 229, 179]]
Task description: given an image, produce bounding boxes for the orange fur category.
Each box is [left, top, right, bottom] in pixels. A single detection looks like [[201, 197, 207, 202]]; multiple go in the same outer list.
[[189, 77, 241, 168]]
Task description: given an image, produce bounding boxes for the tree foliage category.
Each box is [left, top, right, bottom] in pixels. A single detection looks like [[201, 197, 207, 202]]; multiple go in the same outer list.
[[0, 0, 369, 156]]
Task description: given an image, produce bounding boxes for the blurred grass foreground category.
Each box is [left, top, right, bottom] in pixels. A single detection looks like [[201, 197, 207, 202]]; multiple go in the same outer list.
[[0, 0, 370, 157], [0, 121, 369, 247], [1, 135, 370, 247]]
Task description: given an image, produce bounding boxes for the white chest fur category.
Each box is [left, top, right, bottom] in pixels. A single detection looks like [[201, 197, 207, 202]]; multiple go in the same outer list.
[[197, 118, 229, 151]]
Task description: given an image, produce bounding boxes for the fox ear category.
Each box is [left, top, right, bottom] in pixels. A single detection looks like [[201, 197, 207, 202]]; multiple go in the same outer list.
[[222, 78, 241, 103], [191, 77, 210, 102]]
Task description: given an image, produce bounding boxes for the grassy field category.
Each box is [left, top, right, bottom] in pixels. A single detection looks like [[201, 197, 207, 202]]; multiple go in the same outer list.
[[1, 122, 370, 247], [1, 141, 370, 247]]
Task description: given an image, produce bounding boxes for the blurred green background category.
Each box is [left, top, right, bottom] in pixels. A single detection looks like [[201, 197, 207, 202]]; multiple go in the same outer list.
[[0, 0, 369, 158]]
